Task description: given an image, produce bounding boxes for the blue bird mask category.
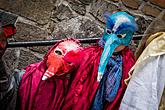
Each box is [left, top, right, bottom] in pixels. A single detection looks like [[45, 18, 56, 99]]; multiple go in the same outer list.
[[97, 12, 138, 82]]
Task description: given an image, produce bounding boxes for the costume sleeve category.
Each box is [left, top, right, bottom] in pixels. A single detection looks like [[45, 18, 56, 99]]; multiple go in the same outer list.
[[0, 58, 18, 110]]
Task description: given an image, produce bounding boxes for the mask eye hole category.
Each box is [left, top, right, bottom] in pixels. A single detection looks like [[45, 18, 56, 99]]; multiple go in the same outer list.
[[106, 29, 112, 34], [55, 50, 62, 55], [117, 34, 126, 38], [66, 61, 72, 65]]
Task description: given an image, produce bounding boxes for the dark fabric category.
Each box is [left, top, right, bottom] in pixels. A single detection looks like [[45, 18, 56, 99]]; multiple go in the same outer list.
[[91, 55, 122, 110], [0, 59, 17, 110], [0, 59, 10, 92], [0, 77, 17, 110]]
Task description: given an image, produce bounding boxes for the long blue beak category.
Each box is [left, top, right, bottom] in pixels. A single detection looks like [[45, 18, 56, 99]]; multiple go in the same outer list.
[[97, 34, 119, 82]]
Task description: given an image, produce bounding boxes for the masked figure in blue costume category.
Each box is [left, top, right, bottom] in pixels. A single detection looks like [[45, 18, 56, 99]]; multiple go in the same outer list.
[[62, 12, 137, 110]]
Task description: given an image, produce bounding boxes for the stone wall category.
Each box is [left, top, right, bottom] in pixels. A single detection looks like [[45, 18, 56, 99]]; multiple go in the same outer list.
[[0, 0, 165, 72]]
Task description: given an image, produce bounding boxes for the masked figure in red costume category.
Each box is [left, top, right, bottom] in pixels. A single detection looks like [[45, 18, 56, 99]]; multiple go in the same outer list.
[[17, 39, 82, 110], [0, 24, 82, 110], [62, 11, 137, 110]]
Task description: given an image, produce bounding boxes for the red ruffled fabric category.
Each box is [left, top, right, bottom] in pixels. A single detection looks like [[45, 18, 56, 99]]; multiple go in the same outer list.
[[62, 46, 135, 110], [18, 61, 71, 110], [62, 45, 102, 110]]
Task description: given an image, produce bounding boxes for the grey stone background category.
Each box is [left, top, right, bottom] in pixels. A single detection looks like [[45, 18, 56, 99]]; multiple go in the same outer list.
[[0, 0, 165, 73]]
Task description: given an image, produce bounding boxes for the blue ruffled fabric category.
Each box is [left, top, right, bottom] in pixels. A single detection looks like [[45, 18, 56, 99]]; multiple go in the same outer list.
[[91, 39, 122, 110]]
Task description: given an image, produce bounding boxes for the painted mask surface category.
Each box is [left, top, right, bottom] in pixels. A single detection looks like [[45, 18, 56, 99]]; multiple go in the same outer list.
[[42, 40, 82, 80], [0, 24, 16, 58], [97, 12, 138, 81]]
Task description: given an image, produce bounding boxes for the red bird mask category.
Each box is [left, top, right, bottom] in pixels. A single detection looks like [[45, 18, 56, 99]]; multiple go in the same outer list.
[[42, 39, 82, 80]]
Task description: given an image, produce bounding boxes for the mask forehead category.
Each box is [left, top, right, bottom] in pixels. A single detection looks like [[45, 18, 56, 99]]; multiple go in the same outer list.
[[105, 12, 137, 33], [112, 14, 131, 32], [56, 40, 81, 55]]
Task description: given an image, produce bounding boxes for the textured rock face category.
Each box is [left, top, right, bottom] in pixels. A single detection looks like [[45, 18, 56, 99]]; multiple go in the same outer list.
[[0, 0, 165, 70], [149, 0, 165, 8], [0, 0, 54, 24], [142, 4, 161, 17], [90, 0, 119, 22], [52, 16, 103, 39], [14, 22, 50, 41], [122, 0, 142, 9]]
